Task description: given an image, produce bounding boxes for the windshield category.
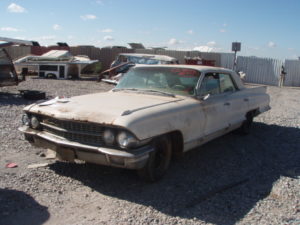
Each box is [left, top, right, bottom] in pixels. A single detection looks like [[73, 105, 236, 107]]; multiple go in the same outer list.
[[115, 67, 201, 97]]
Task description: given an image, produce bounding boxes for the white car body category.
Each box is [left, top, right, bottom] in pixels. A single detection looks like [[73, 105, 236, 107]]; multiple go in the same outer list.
[[19, 65, 270, 179]]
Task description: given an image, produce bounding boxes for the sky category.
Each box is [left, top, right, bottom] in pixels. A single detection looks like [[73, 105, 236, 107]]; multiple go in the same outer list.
[[0, 0, 300, 59]]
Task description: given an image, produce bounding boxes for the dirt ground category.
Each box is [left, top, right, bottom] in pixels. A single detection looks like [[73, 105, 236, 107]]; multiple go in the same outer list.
[[0, 77, 299, 225]]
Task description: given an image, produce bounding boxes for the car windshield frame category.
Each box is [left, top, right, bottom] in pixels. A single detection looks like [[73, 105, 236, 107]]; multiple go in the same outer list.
[[114, 66, 201, 97]]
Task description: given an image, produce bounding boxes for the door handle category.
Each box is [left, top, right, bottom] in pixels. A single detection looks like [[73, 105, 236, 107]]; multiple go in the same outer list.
[[224, 102, 230, 106], [244, 98, 249, 102]]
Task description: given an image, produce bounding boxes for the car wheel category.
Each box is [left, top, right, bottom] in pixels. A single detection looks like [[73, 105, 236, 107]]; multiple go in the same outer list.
[[238, 112, 254, 135], [138, 136, 172, 182]]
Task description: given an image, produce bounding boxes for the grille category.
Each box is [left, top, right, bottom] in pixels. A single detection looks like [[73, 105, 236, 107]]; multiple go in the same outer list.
[[40, 116, 105, 147]]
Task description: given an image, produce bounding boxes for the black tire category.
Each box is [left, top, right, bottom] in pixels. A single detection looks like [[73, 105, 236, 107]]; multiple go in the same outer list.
[[138, 136, 172, 182], [238, 112, 254, 135], [20, 90, 46, 100]]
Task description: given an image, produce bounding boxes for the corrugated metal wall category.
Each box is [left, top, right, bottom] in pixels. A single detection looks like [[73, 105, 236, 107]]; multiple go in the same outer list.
[[220, 53, 235, 69], [70, 46, 101, 59], [135, 49, 223, 66], [284, 60, 300, 87], [3, 46, 31, 60], [237, 56, 283, 86], [4, 45, 228, 70], [98, 48, 134, 70], [70, 46, 134, 70]]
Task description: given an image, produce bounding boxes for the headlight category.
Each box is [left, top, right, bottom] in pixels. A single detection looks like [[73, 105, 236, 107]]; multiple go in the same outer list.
[[22, 114, 30, 126], [30, 116, 40, 129], [117, 131, 139, 149], [103, 129, 115, 145]]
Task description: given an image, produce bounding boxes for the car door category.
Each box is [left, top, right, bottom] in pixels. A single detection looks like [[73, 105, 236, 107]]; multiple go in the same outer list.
[[198, 72, 228, 136], [219, 73, 248, 128]]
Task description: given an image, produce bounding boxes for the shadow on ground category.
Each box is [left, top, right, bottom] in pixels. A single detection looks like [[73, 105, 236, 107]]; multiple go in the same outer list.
[[0, 92, 39, 106], [50, 122, 300, 225], [0, 188, 49, 225]]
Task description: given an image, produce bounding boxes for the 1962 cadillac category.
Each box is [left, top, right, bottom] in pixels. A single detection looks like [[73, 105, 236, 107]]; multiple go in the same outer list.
[[19, 65, 270, 181]]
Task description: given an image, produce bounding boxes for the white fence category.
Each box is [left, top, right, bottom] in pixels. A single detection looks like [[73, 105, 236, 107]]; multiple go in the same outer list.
[[236, 56, 283, 86], [284, 60, 300, 87], [220, 53, 235, 69]]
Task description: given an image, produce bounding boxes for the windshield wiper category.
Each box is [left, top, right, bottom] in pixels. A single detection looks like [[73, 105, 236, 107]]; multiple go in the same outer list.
[[112, 88, 139, 92], [113, 88, 175, 97], [140, 89, 175, 97]]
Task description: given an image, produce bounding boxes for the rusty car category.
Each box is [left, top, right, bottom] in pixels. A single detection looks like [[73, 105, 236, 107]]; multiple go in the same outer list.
[[19, 65, 270, 181], [100, 53, 179, 84]]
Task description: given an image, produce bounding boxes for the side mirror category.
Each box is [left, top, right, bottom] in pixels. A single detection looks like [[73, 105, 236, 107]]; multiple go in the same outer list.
[[202, 93, 210, 100], [197, 93, 210, 101]]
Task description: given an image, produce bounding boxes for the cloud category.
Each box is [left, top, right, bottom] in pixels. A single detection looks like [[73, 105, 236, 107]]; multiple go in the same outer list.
[[223, 23, 227, 27], [53, 24, 62, 31], [67, 35, 75, 40], [207, 41, 217, 47], [38, 35, 56, 41], [96, 0, 103, 5], [187, 30, 194, 35], [7, 3, 26, 13], [193, 42, 222, 52], [94, 40, 102, 45], [101, 28, 113, 33], [268, 41, 276, 48], [13, 36, 27, 40], [80, 14, 97, 20], [103, 35, 114, 41], [219, 29, 226, 33], [193, 46, 214, 52], [168, 38, 183, 45], [248, 46, 260, 51], [1, 27, 20, 32]]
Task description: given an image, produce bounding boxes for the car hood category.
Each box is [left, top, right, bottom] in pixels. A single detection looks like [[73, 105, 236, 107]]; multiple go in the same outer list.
[[25, 91, 184, 124]]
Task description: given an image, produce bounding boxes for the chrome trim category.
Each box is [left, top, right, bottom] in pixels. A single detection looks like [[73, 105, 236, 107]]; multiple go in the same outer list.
[[19, 126, 154, 159], [40, 122, 102, 137]]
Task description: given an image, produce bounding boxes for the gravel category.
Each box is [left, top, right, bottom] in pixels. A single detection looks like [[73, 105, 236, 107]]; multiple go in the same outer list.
[[0, 77, 299, 225]]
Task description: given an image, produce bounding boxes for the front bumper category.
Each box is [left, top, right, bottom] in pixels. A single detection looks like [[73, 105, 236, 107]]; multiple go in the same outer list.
[[19, 126, 154, 169]]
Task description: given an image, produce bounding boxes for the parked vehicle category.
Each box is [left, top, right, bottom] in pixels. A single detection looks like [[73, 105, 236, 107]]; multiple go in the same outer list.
[[0, 48, 20, 87], [38, 64, 66, 79], [100, 53, 179, 84], [19, 65, 270, 181], [111, 53, 179, 68]]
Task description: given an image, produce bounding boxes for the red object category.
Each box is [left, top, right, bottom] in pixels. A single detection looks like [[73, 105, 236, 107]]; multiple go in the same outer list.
[[185, 57, 215, 66], [6, 163, 18, 168]]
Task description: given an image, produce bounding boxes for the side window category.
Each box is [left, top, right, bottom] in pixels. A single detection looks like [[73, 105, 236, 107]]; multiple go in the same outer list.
[[219, 73, 237, 93], [199, 73, 220, 96]]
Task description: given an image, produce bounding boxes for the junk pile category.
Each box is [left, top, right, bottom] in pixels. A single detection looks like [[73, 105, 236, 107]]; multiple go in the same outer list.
[[14, 50, 100, 79]]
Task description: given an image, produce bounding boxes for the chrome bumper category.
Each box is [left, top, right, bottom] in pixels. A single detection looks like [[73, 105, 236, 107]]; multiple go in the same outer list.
[[19, 126, 154, 169]]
